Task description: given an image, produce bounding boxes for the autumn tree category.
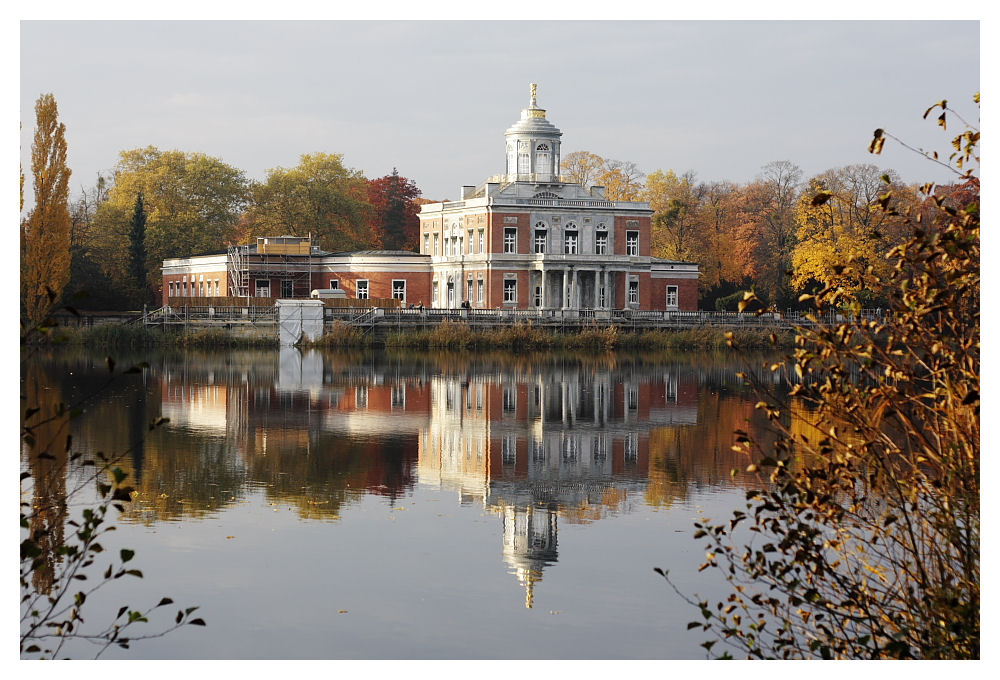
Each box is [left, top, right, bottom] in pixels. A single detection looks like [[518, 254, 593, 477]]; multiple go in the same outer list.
[[694, 180, 747, 293], [89, 147, 248, 297], [560, 150, 606, 188], [21, 94, 72, 326], [791, 163, 911, 304], [646, 169, 702, 263], [245, 153, 373, 252], [595, 158, 645, 201], [663, 98, 979, 658], [733, 161, 803, 308], [366, 168, 421, 251]]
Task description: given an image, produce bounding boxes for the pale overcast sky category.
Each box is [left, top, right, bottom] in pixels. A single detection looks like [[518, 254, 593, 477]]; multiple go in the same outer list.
[[19, 18, 980, 206]]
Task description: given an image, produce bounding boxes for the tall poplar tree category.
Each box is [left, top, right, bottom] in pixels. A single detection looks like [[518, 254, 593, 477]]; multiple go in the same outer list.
[[21, 94, 72, 325], [127, 192, 149, 306]]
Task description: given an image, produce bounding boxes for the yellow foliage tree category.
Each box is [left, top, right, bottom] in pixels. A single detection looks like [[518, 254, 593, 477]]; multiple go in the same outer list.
[[645, 169, 701, 262], [595, 159, 645, 201], [791, 164, 910, 302], [560, 150, 606, 188], [245, 153, 374, 252], [89, 147, 248, 294], [21, 94, 72, 326]]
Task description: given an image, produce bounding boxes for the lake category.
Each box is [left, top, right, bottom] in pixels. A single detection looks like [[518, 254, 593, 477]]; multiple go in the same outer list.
[[21, 346, 784, 659]]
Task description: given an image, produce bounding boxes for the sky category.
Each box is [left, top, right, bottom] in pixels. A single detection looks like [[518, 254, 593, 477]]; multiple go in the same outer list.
[[18, 17, 981, 208]]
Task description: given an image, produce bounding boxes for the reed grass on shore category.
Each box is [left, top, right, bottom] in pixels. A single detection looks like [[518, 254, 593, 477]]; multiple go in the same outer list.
[[28, 320, 792, 352]]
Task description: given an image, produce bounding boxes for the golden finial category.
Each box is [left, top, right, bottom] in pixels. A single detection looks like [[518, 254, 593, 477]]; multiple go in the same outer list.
[[530, 83, 538, 107]]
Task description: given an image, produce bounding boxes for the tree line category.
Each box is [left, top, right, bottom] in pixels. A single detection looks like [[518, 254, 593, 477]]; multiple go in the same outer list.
[[22, 92, 969, 317], [561, 150, 969, 311]]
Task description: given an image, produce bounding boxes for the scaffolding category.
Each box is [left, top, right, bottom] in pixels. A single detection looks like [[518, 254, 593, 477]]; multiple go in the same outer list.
[[227, 235, 316, 300]]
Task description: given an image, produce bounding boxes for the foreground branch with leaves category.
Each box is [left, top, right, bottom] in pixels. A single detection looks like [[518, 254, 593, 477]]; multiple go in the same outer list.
[[21, 336, 205, 659], [660, 96, 979, 659]]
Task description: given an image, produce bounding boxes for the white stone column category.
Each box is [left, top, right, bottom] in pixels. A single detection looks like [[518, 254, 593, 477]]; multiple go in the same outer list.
[[572, 269, 579, 309], [562, 269, 569, 309]]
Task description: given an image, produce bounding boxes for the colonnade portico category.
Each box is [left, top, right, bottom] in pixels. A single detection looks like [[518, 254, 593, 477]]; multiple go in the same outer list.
[[533, 266, 630, 310]]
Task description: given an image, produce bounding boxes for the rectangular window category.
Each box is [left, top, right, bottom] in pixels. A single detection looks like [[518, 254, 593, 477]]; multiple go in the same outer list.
[[624, 433, 638, 462], [534, 286, 542, 307], [504, 227, 517, 253], [503, 279, 517, 303], [628, 280, 639, 305], [424, 233, 429, 254], [478, 229, 484, 253], [214, 279, 220, 296], [391, 385, 406, 410], [281, 279, 294, 298], [502, 435, 516, 464], [666, 285, 678, 308], [627, 230, 639, 256], [627, 385, 639, 410], [329, 279, 339, 289], [564, 231, 578, 254], [432, 281, 439, 306], [468, 229, 474, 254], [168, 282, 174, 298], [444, 238, 450, 257], [477, 279, 484, 304], [356, 280, 369, 300], [392, 280, 406, 302], [534, 230, 546, 254], [503, 386, 517, 413], [595, 231, 608, 255], [467, 279, 474, 303], [433, 233, 439, 255], [255, 279, 270, 297]]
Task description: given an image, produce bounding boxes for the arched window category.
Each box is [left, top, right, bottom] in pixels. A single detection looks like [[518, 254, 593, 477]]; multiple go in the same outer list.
[[536, 143, 551, 174], [533, 221, 548, 254], [533, 191, 559, 199]]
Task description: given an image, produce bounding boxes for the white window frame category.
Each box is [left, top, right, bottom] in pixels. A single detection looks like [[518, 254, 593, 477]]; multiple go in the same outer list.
[[627, 230, 639, 256], [329, 279, 339, 289], [595, 230, 608, 255], [478, 229, 484, 253], [534, 229, 547, 254], [666, 285, 679, 309], [467, 279, 474, 303], [392, 279, 406, 303], [433, 233, 439, 256], [423, 233, 430, 254], [504, 227, 517, 254], [535, 143, 551, 175], [356, 279, 369, 300], [477, 279, 484, 304], [628, 279, 639, 305], [255, 279, 270, 297], [503, 279, 517, 303], [564, 231, 578, 255]]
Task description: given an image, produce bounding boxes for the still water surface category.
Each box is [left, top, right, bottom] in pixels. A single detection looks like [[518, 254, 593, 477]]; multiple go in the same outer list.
[[22, 347, 784, 659]]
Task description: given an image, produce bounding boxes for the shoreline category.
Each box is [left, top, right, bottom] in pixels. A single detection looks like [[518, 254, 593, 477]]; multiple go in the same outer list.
[[25, 322, 795, 351]]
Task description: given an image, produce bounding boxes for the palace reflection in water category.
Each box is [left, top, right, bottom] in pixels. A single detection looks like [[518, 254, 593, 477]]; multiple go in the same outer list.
[[25, 347, 780, 610]]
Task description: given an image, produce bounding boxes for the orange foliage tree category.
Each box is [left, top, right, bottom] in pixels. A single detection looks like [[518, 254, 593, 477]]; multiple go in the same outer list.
[[21, 94, 72, 326]]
